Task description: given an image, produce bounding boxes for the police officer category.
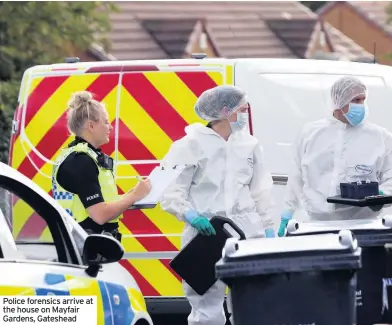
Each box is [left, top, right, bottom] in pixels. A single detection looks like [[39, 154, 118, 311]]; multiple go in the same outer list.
[[52, 91, 151, 241]]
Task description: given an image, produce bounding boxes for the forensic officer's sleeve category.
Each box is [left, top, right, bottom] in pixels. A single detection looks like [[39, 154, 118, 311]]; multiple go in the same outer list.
[[249, 145, 274, 229]]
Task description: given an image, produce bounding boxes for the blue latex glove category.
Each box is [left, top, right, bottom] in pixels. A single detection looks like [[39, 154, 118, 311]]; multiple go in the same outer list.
[[278, 210, 293, 237], [184, 210, 216, 236], [265, 228, 275, 238]]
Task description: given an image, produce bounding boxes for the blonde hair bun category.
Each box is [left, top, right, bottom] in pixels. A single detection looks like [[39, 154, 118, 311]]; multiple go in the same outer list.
[[68, 91, 93, 110], [66, 91, 104, 135]]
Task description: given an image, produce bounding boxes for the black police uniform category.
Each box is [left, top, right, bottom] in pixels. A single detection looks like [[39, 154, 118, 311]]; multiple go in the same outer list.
[[55, 136, 122, 242]]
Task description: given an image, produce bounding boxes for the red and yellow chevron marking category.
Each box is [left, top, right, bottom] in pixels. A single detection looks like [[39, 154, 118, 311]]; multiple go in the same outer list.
[[10, 64, 229, 297], [11, 73, 120, 241]]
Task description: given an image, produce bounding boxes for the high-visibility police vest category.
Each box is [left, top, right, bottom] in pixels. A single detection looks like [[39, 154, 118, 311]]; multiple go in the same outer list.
[[52, 142, 123, 224]]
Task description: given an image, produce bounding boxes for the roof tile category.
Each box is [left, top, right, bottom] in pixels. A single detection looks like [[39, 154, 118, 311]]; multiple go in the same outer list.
[[101, 1, 370, 61], [142, 19, 199, 58], [266, 19, 317, 57]]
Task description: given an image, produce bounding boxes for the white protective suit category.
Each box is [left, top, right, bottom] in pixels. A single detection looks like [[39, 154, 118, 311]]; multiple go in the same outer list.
[[283, 116, 392, 221], [160, 122, 274, 325]]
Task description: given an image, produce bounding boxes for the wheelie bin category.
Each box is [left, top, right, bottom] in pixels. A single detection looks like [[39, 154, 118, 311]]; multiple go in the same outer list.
[[216, 230, 361, 325], [287, 216, 392, 325]]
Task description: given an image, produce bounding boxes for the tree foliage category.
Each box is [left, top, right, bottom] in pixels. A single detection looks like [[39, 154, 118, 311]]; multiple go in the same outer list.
[[385, 2, 392, 31], [0, 1, 117, 163]]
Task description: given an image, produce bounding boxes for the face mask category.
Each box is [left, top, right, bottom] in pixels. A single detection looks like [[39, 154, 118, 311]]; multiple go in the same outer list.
[[230, 112, 249, 132], [343, 103, 366, 126]]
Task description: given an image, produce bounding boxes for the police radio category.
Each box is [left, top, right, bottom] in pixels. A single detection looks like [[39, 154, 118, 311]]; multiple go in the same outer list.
[[97, 153, 114, 170]]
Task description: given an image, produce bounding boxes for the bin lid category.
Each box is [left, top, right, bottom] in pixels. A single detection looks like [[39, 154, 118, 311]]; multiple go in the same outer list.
[[287, 217, 392, 246], [215, 232, 361, 279]]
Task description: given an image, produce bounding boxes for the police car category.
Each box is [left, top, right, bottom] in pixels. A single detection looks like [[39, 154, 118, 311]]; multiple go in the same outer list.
[[0, 162, 153, 325]]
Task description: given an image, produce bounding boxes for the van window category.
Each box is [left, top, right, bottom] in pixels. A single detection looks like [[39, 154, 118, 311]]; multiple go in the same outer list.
[[243, 73, 388, 176]]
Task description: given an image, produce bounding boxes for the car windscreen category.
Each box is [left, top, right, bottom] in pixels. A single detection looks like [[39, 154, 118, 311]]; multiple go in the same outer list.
[[62, 213, 88, 257]]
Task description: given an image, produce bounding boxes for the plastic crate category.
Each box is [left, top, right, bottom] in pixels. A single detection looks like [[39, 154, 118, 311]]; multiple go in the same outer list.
[[340, 181, 379, 199]]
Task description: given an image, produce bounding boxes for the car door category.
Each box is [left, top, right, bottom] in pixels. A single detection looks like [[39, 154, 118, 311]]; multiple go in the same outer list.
[[0, 162, 149, 325]]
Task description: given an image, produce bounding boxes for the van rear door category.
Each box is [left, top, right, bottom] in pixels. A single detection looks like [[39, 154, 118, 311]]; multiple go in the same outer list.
[[115, 62, 228, 300], [12, 66, 121, 242]]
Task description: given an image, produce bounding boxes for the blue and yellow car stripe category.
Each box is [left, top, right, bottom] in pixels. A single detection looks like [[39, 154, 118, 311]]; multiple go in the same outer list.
[[0, 272, 145, 325], [127, 288, 147, 313], [105, 282, 135, 324], [98, 281, 113, 325], [37, 273, 70, 295], [64, 274, 108, 324]]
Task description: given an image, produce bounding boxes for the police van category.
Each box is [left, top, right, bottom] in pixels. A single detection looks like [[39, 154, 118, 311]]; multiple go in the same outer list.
[[8, 56, 392, 314]]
